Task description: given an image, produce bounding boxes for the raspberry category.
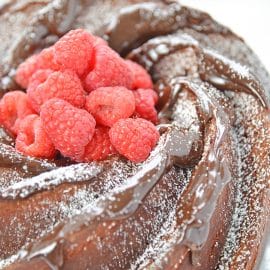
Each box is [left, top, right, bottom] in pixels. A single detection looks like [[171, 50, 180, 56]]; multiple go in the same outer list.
[[16, 47, 60, 88], [54, 29, 95, 76], [84, 43, 132, 92], [82, 126, 116, 162], [133, 89, 158, 123], [109, 118, 160, 163], [27, 70, 86, 112], [27, 69, 54, 112], [39, 47, 61, 71], [30, 69, 54, 86], [0, 91, 36, 136], [126, 60, 153, 90], [16, 54, 40, 88], [40, 98, 96, 160], [15, 114, 56, 158], [85, 87, 135, 127]]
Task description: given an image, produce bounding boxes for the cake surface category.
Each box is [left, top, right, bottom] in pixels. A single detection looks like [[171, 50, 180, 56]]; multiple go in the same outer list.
[[0, 1, 269, 269]]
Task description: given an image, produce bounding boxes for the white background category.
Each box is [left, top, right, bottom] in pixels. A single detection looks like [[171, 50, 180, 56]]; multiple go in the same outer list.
[[181, 2, 270, 269], [181, 0, 270, 73]]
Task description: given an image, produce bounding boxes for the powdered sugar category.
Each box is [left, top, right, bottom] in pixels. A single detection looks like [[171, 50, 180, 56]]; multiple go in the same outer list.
[[0, 163, 103, 199], [0, 1, 270, 269], [216, 93, 270, 269], [205, 49, 250, 79]]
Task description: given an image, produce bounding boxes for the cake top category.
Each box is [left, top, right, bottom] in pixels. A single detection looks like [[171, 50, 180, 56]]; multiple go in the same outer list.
[[0, 1, 269, 269]]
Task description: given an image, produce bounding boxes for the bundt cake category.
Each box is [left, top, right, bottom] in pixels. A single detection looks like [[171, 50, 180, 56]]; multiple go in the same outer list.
[[0, 0, 269, 269]]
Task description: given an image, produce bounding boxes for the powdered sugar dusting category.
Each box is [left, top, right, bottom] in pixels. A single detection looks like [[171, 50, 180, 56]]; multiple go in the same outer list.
[[0, 1, 270, 269], [131, 169, 192, 270], [205, 49, 250, 79], [0, 159, 137, 268], [0, 143, 57, 189], [216, 93, 270, 269], [0, 163, 103, 199]]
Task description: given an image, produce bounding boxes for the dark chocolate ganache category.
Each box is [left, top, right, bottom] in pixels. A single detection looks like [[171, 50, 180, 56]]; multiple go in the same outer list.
[[0, 1, 269, 270]]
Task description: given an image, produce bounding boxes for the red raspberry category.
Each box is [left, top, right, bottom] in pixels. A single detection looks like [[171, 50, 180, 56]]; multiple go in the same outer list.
[[0, 91, 36, 136], [109, 118, 160, 163], [85, 87, 135, 127], [39, 46, 61, 70], [29, 69, 54, 86], [16, 54, 40, 88], [15, 114, 56, 158], [126, 60, 153, 90], [40, 98, 96, 160], [82, 126, 116, 162], [16, 47, 60, 88], [133, 89, 158, 123], [27, 69, 54, 112], [84, 43, 132, 92], [39, 47, 61, 71], [27, 70, 86, 112], [54, 29, 95, 76]]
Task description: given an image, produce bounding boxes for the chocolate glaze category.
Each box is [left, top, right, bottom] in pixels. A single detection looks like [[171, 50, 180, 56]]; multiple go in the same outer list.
[[105, 2, 234, 55], [128, 34, 269, 107], [0, 1, 269, 270], [0, 0, 78, 92]]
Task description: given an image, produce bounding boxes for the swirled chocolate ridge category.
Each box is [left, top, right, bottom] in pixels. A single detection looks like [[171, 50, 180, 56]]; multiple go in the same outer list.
[[0, 1, 269, 270]]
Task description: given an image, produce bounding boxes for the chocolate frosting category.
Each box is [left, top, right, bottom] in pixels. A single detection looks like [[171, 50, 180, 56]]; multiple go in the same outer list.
[[0, 1, 269, 269]]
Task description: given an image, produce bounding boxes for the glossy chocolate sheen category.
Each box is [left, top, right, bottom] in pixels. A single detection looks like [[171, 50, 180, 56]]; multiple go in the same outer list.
[[0, 1, 269, 270]]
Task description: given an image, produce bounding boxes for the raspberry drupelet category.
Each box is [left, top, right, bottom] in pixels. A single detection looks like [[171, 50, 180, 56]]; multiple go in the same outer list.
[[40, 98, 96, 161], [109, 118, 160, 163]]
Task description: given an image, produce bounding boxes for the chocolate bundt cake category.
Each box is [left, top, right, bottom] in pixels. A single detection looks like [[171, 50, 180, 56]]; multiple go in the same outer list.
[[0, 0, 269, 269]]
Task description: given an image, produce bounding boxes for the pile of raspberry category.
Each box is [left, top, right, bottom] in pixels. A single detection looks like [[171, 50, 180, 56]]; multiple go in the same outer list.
[[0, 29, 160, 163]]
